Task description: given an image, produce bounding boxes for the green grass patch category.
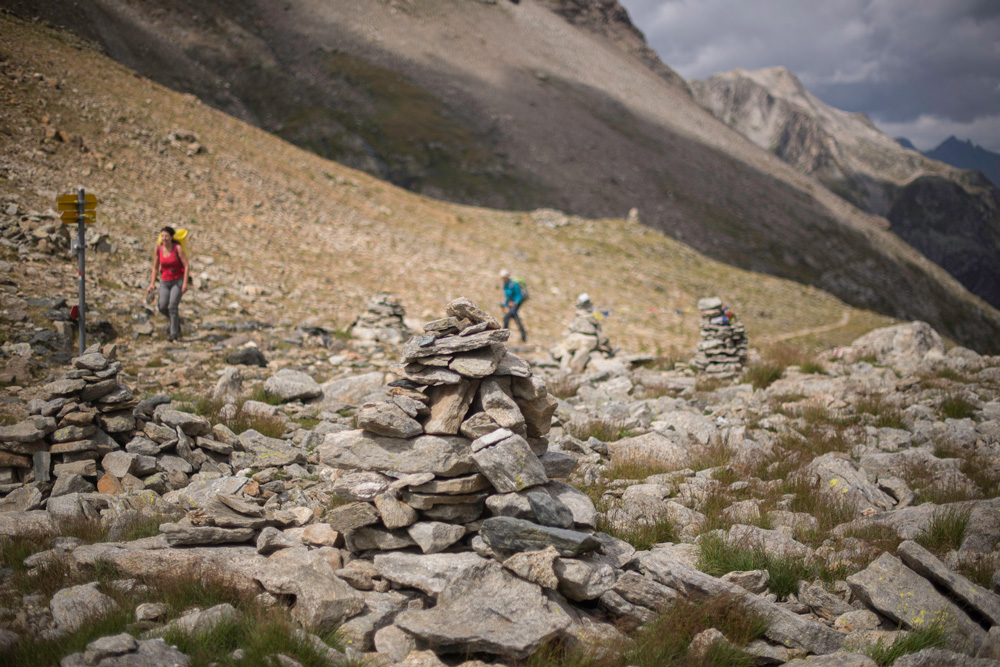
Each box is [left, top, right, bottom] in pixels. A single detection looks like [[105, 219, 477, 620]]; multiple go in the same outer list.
[[193, 396, 286, 438], [855, 394, 906, 429], [938, 391, 976, 420], [955, 553, 998, 589], [797, 360, 827, 375], [697, 534, 810, 599], [598, 514, 680, 550], [248, 386, 285, 406], [864, 622, 947, 666], [1, 566, 347, 667], [528, 594, 767, 667], [915, 506, 971, 555], [743, 362, 784, 390], [566, 417, 635, 443]]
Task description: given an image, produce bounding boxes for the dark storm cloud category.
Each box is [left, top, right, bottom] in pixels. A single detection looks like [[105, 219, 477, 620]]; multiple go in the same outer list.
[[619, 0, 1000, 151]]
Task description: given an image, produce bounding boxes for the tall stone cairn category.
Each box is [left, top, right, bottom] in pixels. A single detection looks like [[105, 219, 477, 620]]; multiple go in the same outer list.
[[550, 295, 613, 373], [689, 297, 748, 376], [350, 293, 411, 344], [317, 297, 600, 557]]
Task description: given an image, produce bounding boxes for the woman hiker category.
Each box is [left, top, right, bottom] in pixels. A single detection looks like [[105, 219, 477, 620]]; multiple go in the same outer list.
[[146, 226, 189, 341]]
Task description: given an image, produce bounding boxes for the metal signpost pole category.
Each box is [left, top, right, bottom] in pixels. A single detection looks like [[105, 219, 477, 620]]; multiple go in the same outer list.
[[77, 187, 86, 355]]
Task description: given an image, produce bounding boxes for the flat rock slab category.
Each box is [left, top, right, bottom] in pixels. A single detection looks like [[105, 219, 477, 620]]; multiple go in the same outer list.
[[893, 648, 1000, 666], [0, 510, 57, 537], [264, 369, 322, 401], [394, 559, 571, 659], [402, 329, 509, 363], [162, 476, 248, 510], [358, 402, 423, 439], [847, 552, 986, 652], [373, 552, 485, 596], [61, 637, 190, 667], [423, 380, 479, 435], [233, 430, 305, 469], [607, 431, 690, 471], [897, 540, 1000, 626], [808, 453, 895, 512], [407, 521, 466, 553], [255, 548, 365, 631], [480, 516, 600, 557], [640, 549, 844, 655], [0, 415, 56, 443], [787, 654, 877, 666], [319, 430, 476, 477], [160, 523, 257, 546], [470, 428, 547, 493], [486, 481, 598, 529]]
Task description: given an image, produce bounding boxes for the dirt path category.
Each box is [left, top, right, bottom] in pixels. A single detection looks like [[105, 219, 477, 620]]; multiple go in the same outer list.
[[763, 309, 852, 344]]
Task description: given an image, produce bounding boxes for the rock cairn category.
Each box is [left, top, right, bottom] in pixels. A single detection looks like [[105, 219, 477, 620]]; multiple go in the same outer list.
[[550, 293, 613, 373], [310, 298, 624, 655], [350, 293, 412, 344], [689, 297, 748, 376], [0, 343, 291, 508], [0, 344, 139, 495]]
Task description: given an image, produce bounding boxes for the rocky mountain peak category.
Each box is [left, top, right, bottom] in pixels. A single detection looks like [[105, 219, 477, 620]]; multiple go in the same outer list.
[[691, 65, 1000, 311]]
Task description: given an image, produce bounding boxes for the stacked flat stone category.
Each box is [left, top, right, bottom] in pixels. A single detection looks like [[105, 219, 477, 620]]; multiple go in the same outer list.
[[317, 297, 601, 560], [689, 297, 748, 376], [350, 293, 411, 344], [0, 344, 283, 504], [0, 344, 139, 496], [550, 296, 613, 373]]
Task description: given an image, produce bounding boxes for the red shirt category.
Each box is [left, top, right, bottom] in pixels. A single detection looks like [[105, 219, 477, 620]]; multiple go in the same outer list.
[[158, 244, 185, 281]]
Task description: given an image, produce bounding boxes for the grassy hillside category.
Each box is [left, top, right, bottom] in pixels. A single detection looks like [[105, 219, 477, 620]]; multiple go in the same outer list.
[[0, 14, 895, 357], [5, 1, 999, 354]]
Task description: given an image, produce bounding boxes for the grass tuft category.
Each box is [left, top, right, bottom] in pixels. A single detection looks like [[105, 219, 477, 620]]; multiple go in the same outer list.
[[915, 506, 971, 555], [566, 417, 635, 443], [864, 621, 948, 666], [527, 594, 767, 667], [743, 362, 784, 390], [194, 396, 286, 437], [697, 534, 812, 599], [598, 514, 680, 551], [938, 391, 976, 420]]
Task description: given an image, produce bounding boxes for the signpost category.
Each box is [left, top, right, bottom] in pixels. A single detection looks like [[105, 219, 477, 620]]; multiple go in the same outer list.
[[57, 189, 98, 355]]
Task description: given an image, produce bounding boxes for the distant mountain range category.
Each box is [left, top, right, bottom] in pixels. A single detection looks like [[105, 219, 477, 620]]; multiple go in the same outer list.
[[922, 137, 1000, 189], [690, 67, 1000, 311]]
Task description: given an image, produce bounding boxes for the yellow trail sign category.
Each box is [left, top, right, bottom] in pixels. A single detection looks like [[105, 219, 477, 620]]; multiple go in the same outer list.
[[57, 193, 98, 212], [61, 211, 97, 224]]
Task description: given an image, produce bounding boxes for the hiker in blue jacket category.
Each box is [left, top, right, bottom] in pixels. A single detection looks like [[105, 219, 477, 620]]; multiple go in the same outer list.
[[499, 269, 527, 342]]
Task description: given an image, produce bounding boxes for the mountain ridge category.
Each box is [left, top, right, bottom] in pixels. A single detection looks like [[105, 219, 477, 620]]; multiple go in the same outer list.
[[690, 65, 1000, 312], [4, 1, 1000, 352], [926, 136, 1000, 189]]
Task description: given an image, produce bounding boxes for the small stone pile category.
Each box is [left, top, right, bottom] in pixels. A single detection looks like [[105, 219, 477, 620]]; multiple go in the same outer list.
[[689, 297, 748, 376], [0, 344, 298, 506], [550, 294, 613, 373], [350, 293, 412, 344], [0, 344, 138, 495]]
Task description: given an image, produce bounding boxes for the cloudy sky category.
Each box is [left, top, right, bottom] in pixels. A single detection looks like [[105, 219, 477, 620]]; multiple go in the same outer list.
[[618, 0, 1000, 152]]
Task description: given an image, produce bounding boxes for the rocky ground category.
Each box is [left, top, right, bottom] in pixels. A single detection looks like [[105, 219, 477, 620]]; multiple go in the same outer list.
[[2, 14, 1000, 667], [2, 259, 1000, 666]]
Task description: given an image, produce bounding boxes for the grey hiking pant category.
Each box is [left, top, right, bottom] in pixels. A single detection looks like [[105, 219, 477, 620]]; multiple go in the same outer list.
[[158, 278, 183, 338], [502, 302, 527, 342]]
